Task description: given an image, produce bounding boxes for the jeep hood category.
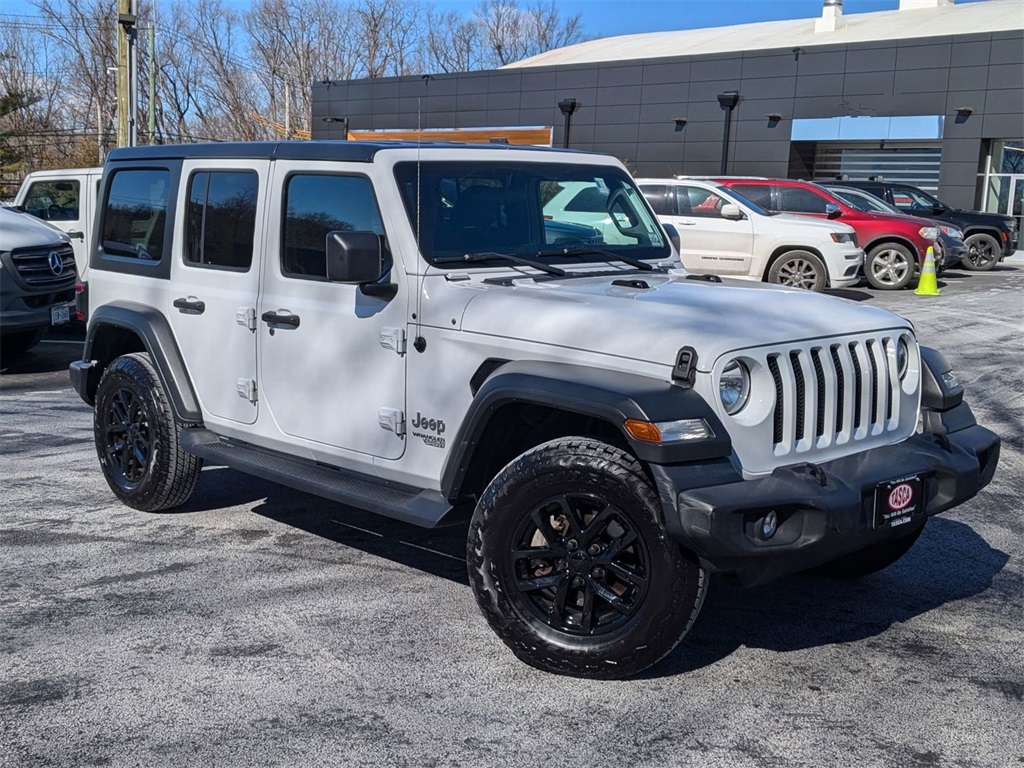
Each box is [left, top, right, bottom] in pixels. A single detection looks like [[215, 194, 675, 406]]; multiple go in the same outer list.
[[457, 274, 910, 370]]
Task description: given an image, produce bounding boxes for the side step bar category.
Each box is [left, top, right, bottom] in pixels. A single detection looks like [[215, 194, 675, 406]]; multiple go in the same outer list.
[[180, 428, 460, 528]]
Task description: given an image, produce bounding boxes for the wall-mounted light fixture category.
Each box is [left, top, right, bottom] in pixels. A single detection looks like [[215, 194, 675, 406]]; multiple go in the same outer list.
[[717, 91, 741, 175], [954, 105, 974, 118], [765, 112, 783, 127], [322, 116, 348, 139], [673, 117, 688, 131], [558, 98, 579, 149]]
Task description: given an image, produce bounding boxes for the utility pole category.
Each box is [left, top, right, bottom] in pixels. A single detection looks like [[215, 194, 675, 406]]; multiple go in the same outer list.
[[148, 24, 156, 143], [116, 0, 137, 148], [284, 82, 291, 139]]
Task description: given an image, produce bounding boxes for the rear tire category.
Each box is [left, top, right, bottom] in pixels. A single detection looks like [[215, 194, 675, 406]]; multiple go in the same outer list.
[[1, 328, 46, 357], [962, 233, 1000, 271], [467, 437, 707, 679], [768, 250, 828, 292], [94, 352, 203, 512], [866, 243, 915, 290], [810, 523, 925, 579]]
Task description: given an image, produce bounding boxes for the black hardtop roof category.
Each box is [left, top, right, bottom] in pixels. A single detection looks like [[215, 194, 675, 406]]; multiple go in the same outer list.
[[105, 140, 591, 163]]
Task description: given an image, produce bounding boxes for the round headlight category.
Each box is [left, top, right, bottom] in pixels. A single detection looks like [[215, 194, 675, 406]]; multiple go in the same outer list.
[[896, 337, 910, 379], [719, 359, 750, 415]]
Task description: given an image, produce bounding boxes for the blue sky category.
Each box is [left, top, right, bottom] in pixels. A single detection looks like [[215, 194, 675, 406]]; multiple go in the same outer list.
[[434, 0, 989, 38]]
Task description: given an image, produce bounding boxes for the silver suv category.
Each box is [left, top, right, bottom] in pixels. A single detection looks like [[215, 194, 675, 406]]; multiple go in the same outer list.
[[70, 142, 999, 678]]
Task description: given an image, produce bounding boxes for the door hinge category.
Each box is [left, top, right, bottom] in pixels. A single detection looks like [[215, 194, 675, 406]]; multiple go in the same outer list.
[[236, 307, 257, 331], [378, 407, 405, 437], [380, 327, 407, 355], [236, 378, 257, 404]]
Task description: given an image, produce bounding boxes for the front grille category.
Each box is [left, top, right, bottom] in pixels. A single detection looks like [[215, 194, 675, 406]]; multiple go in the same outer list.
[[9, 244, 76, 289], [767, 333, 905, 458]]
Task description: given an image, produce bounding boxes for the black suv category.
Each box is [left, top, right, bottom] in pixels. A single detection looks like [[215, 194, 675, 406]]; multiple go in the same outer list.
[[819, 180, 1017, 271]]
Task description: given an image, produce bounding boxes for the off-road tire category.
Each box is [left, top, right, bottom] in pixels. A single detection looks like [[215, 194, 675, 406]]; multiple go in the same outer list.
[[94, 352, 202, 512], [962, 233, 1000, 271], [768, 250, 828, 292], [865, 242, 916, 290], [810, 522, 925, 579], [467, 437, 707, 679], [1, 328, 46, 357]]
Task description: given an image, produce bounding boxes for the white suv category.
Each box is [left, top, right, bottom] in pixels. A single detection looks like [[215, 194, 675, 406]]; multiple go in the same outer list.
[[70, 141, 998, 679], [636, 178, 863, 291]]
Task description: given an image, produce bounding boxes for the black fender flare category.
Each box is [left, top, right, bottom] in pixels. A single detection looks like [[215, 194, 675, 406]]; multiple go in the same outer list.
[[82, 301, 202, 423], [440, 360, 732, 502]]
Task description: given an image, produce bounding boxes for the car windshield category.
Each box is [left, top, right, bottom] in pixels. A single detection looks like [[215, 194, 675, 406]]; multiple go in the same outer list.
[[394, 161, 669, 268], [830, 188, 901, 215]]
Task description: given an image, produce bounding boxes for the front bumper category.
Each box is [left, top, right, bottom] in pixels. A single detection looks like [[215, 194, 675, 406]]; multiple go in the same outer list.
[[653, 417, 999, 586]]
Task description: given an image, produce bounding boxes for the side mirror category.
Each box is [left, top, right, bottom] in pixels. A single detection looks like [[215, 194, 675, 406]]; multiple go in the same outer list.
[[932, 204, 946, 215], [662, 223, 681, 252], [326, 230, 385, 284], [825, 203, 842, 219], [720, 204, 745, 221]]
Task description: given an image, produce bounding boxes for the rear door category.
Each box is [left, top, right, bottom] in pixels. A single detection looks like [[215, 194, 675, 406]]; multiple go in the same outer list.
[[168, 160, 268, 425], [668, 184, 754, 275]]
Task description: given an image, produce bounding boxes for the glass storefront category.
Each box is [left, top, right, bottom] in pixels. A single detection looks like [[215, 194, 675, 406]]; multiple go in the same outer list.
[[979, 140, 1024, 240]]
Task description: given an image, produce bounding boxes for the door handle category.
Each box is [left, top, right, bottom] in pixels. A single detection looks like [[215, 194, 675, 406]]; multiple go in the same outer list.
[[173, 296, 206, 314], [261, 310, 300, 329], [66, 229, 85, 240], [676, 220, 697, 226]]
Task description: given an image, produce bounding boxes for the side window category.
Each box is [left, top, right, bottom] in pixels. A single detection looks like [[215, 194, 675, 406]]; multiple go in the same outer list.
[[185, 171, 258, 270], [640, 185, 675, 216], [679, 186, 729, 218], [24, 179, 80, 221], [282, 174, 384, 280], [101, 169, 171, 261], [731, 184, 772, 209], [891, 186, 933, 213], [776, 186, 828, 214]]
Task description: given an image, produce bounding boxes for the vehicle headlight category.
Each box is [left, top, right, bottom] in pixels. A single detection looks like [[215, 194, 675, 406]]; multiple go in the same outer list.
[[896, 337, 910, 380], [938, 224, 963, 240], [919, 226, 939, 241], [719, 359, 750, 415], [830, 232, 855, 243]]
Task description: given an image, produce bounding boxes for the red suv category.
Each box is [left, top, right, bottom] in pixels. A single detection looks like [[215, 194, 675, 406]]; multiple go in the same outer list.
[[714, 178, 941, 291]]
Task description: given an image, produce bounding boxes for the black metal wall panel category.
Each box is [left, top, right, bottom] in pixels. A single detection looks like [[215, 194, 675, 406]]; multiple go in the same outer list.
[[311, 30, 1023, 208]]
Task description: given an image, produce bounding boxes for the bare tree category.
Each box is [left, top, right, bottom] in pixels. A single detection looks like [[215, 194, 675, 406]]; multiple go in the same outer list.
[[475, 0, 584, 68]]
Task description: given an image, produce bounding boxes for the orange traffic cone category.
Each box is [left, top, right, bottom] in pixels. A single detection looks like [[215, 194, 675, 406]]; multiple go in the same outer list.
[[914, 245, 941, 296]]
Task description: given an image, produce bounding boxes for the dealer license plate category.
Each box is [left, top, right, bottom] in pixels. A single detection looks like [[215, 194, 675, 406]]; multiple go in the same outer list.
[[873, 474, 925, 530], [51, 305, 70, 326]]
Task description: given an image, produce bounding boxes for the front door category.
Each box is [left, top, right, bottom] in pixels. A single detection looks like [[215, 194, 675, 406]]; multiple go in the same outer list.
[[168, 160, 268, 425], [20, 175, 93, 276], [669, 184, 754, 275], [257, 163, 408, 460]]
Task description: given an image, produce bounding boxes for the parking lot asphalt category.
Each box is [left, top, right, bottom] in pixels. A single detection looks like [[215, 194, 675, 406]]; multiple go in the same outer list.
[[2, 265, 1022, 768]]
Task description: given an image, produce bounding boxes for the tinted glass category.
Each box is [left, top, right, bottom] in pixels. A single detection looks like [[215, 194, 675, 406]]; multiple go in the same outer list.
[[730, 184, 772, 209], [283, 174, 384, 279], [891, 185, 939, 213], [677, 186, 730, 218], [640, 185, 675, 216], [395, 162, 667, 265], [777, 186, 829, 214], [186, 171, 258, 270], [101, 169, 171, 261], [24, 179, 81, 222]]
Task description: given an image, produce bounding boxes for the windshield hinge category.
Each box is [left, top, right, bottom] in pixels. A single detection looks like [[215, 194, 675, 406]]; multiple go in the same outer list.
[[380, 327, 407, 355]]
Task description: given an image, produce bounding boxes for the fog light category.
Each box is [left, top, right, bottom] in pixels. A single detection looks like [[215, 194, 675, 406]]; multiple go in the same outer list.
[[762, 510, 778, 539]]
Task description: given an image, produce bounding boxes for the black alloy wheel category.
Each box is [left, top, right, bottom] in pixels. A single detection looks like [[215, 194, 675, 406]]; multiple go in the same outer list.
[[510, 492, 650, 637], [963, 233, 1000, 271], [104, 386, 153, 487]]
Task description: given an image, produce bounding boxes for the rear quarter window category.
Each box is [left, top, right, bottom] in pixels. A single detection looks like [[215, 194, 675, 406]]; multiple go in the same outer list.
[[101, 169, 171, 261], [730, 184, 772, 209]]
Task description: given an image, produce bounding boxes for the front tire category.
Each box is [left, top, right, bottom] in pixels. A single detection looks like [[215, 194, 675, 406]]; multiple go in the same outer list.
[[866, 243, 916, 290], [94, 352, 203, 512], [467, 437, 707, 679], [767, 250, 827, 292], [962, 233, 1000, 271], [810, 523, 925, 579]]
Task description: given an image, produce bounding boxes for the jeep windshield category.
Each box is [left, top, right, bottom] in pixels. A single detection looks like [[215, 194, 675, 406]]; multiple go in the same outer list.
[[394, 161, 670, 268]]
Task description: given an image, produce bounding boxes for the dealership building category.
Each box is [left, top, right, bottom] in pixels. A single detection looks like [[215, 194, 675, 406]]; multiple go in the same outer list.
[[311, 0, 1023, 222]]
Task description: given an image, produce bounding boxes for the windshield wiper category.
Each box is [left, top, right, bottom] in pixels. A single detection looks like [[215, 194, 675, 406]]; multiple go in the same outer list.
[[537, 245, 656, 271], [434, 251, 566, 277]]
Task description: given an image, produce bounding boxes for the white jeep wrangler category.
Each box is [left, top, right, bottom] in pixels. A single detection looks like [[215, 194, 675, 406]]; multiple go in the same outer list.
[[70, 142, 999, 679]]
